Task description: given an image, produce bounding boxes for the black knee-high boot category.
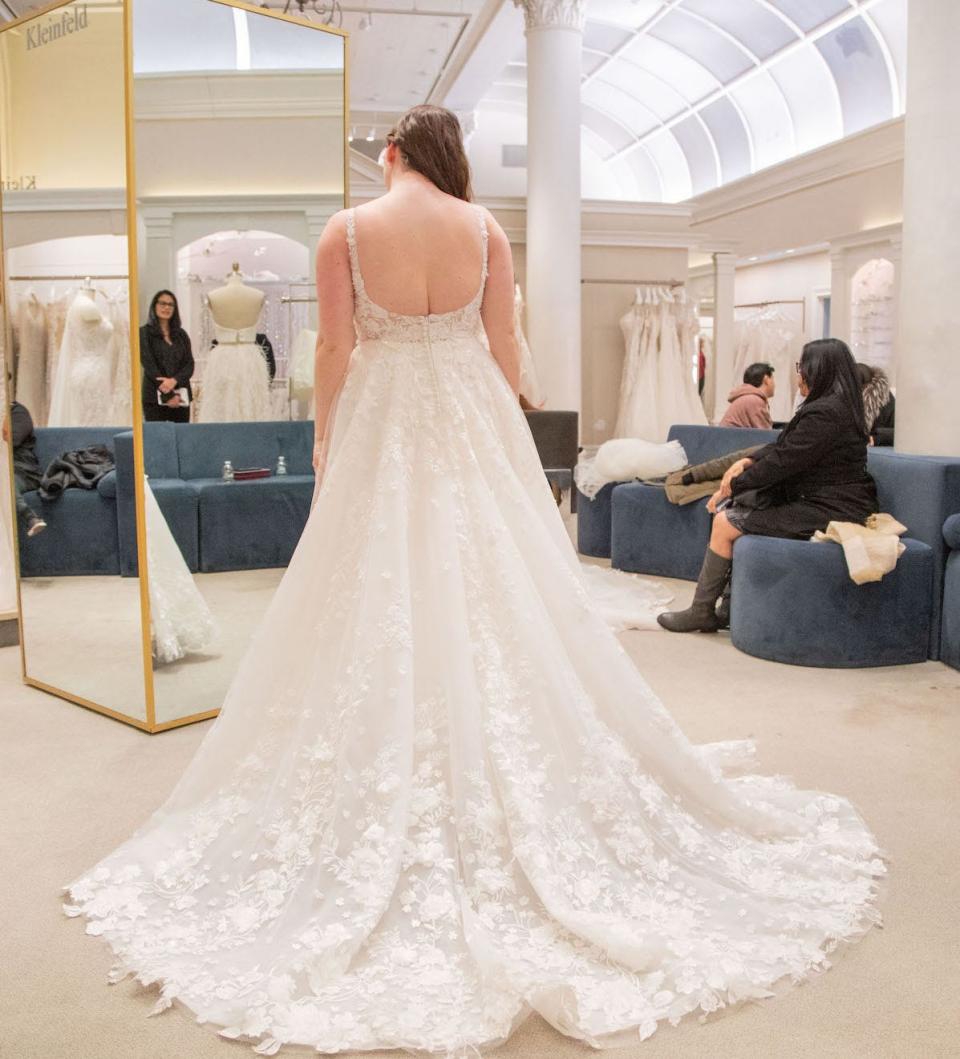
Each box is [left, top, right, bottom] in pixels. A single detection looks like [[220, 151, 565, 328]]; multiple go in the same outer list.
[[657, 549, 731, 633]]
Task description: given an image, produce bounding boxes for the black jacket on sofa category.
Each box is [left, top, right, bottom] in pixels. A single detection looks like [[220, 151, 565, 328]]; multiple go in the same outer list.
[[731, 390, 878, 523], [39, 445, 115, 500]]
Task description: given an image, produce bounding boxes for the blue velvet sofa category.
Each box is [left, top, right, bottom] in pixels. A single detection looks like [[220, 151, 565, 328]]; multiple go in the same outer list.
[[18, 426, 126, 577], [117, 420, 315, 575], [941, 514, 960, 671], [576, 424, 779, 570]]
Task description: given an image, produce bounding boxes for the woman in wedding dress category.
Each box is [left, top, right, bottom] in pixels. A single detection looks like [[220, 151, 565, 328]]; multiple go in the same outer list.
[[65, 106, 883, 1056]]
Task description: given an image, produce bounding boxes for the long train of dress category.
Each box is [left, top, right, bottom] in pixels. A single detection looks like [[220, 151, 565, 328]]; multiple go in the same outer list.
[[64, 207, 883, 1056]]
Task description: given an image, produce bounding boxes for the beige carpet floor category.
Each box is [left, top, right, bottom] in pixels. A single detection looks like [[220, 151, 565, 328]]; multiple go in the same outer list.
[[2, 597, 960, 1059]]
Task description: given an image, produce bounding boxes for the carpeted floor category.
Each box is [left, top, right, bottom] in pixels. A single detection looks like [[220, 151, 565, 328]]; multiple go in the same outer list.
[[2, 587, 960, 1059]]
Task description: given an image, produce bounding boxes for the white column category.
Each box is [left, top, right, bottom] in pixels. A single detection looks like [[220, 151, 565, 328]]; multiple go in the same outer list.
[[514, 0, 584, 413], [897, 0, 960, 455], [708, 251, 736, 422], [139, 208, 174, 316], [828, 246, 849, 343]]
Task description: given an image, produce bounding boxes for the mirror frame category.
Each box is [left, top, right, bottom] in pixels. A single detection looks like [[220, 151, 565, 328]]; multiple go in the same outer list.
[[0, 0, 349, 732]]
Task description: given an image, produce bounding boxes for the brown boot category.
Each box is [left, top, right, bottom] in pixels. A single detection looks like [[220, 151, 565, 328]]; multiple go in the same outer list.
[[657, 549, 731, 633]]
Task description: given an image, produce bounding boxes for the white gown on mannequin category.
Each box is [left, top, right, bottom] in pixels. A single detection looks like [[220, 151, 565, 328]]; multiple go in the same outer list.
[[14, 294, 49, 426], [144, 476, 217, 665], [47, 293, 115, 428], [65, 207, 883, 1056], [198, 326, 272, 423]]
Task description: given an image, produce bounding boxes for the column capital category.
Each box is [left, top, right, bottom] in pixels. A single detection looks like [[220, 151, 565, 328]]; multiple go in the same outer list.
[[712, 250, 736, 276], [513, 0, 585, 32]]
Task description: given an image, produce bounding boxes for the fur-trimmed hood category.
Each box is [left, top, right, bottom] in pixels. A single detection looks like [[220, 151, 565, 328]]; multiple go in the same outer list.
[[861, 366, 891, 429]]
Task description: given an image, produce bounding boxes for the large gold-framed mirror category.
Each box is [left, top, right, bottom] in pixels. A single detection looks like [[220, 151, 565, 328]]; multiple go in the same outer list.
[[1, 0, 348, 731]]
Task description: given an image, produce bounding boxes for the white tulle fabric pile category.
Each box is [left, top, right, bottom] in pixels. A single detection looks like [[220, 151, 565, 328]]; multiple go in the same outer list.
[[575, 437, 688, 499], [64, 206, 884, 1058]]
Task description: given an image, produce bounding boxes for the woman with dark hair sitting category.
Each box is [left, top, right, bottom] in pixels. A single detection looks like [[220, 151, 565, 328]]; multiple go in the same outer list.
[[140, 289, 194, 423], [659, 338, 878, 633]]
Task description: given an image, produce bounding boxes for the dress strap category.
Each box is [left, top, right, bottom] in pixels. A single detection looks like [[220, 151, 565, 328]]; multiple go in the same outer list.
[[344, 208, 365, 295], [473, 204, 489, 287]]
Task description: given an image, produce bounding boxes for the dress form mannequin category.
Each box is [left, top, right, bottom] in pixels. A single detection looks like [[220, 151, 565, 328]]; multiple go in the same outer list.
[[207, 264, 264, 330]]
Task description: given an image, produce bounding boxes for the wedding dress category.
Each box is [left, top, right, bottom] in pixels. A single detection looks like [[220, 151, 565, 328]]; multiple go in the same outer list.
[[65, 206, 883, 1057], [144, 476, 217, 665], [47, 293, 115, 428], [0, 364, 17, 614], [14, 293, 49, 426], [197, 326, 273, 423]]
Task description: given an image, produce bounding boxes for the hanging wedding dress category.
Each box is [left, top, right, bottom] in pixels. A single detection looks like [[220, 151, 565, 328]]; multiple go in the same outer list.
[[615, 286, 707, 442], [0, 360, 17, 615], [144, 476, 217, 665], [65, 207, 883, 1056], [107, 293, 133, 426], [731, 309, 801, 424], [197, 326, 273, 423], [14, 293, 49, 425], [513, 284, 545, 407], [47, 293, 115, 428]]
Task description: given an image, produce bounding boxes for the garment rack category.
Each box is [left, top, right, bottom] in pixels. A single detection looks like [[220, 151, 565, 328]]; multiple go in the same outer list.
[[280, 295, 317, 304], [735, 298, 806, 331], [7, 273, 129, 281], [581, 278, 685, 287]]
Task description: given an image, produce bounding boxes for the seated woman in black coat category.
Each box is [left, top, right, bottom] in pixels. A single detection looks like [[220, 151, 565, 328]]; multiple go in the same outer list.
[[659, 338, 878, 633], [140, 290, 194, 423]]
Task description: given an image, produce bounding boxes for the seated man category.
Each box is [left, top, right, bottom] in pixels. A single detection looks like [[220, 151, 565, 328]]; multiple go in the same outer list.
[[2, 396, 46, 538], [719, 362, 775, 429]]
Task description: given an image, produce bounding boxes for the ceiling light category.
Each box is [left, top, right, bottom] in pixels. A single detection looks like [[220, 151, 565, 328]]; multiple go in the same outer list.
[[348, 128, 354, 142], [748, 256, 758, 262], [785, 248, 795, 254]]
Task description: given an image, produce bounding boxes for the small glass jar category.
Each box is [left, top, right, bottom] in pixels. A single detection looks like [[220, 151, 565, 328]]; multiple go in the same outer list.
[[222, 460, 234, 481], [276, 455, 288, 476]]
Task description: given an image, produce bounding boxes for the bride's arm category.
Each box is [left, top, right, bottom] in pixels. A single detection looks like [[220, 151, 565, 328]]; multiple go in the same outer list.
[[480, 211, 520, 395], [313, 213, 357, 476]]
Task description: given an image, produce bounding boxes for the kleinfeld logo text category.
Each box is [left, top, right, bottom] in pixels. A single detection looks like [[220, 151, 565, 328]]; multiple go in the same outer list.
[[26, 5, 88, 50]]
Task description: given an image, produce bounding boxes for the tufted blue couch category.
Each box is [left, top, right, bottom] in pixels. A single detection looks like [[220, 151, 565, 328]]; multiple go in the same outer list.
[[576, 424, 779, 569], [116, 421, 315, 575], [941, 514, 960, 671], [17, 426, 126, 577]]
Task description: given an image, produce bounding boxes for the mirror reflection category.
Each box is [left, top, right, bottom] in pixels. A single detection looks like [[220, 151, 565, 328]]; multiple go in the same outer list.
[[132, 0, 346, 724], [0, 0, 146, 721]]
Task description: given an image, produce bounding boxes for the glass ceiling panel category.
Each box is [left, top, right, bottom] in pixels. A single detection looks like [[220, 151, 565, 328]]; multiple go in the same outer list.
[[729, 71, 795, 170], [642, 129, 693, 202], [681, 0, 797, 61], [612, 148, 665, 201], [672, 115, 718, 194], [582, 80, 660, 139], [816, 16, 893, 134], [134, 0, 237, 72], [700, 96, 751, 183], [621, 35, 719, 104], [600, 60, 689, 121], [582, 20, 634, 55], [650, 10, 754, 84], [769, 46, 843, 153], [581, 103, 635, 153], [766, 0, 852, 33], [582, 51, 608, 78], [868, 0, 908, 109], [248, 13, 344, 70]]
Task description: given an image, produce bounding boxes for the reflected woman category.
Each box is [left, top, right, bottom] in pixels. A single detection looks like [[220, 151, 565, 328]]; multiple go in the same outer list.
[[140, 290, 194, 423]]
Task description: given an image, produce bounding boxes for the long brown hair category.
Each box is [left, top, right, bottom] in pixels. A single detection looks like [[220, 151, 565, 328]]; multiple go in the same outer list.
[[386, 105, 473, 202]]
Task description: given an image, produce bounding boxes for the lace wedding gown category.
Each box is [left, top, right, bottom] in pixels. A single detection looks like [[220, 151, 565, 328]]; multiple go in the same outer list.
[[65, 207, 884, 1056], [144, 476, 217, 665], [47, 293, 116, 428], [198, 326, 273, 423]]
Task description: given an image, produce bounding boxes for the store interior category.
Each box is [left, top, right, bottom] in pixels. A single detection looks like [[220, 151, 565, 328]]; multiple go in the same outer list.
[[0, 1, 958, 1052]]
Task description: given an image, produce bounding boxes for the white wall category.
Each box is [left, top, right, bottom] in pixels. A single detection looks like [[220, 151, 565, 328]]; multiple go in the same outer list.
[[734, 252, 831, 343]]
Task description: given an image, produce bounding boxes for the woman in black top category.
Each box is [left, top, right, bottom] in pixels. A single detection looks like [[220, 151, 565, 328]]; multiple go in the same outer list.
[[659, 339, 878, 633], [140, 290, 194, 423]]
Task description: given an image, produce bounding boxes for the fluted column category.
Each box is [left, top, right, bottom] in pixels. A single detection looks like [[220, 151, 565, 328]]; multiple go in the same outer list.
[[828, 246, 850, 344], [708, 251, 736, 421], [514, 0, 584, 413], [897, 0, 960, 457]]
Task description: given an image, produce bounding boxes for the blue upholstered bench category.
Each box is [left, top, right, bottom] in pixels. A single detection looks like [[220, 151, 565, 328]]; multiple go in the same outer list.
[[18, 426, 126, 577], [576, 424, 778, 569], [942, 514, 960, 671], [730, 535, 934, 668]]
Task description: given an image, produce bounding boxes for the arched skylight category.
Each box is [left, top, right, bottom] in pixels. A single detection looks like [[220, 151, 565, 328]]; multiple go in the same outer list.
[[486, 0, 907, 201]]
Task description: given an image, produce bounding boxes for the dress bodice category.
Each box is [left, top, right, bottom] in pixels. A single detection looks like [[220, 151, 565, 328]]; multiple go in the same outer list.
[[213, 324, 258, 345], [345, 205, 488, 345]]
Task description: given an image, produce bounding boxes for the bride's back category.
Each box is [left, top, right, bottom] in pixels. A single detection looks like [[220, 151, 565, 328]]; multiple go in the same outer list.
[[351, 187, 485, 317]]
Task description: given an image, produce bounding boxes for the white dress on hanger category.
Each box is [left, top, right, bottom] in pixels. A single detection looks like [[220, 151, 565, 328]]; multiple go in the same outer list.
[[144, 476, 217, 665], [0, 365, 17, 615], [14, 294, 48, 426], [65, 206, 883, 1056], [197, 325, 272, 423], [107, 294, 133, 426], [731, 313, 800, 424], [47, 293, 115, 428]]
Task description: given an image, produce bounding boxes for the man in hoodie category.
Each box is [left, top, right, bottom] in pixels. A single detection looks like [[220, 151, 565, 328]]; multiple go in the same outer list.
[[719, 362, 775, 429]]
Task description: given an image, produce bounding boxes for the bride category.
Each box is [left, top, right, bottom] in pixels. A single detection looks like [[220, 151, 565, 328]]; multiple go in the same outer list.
[[65, 106, 883, 1056]]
